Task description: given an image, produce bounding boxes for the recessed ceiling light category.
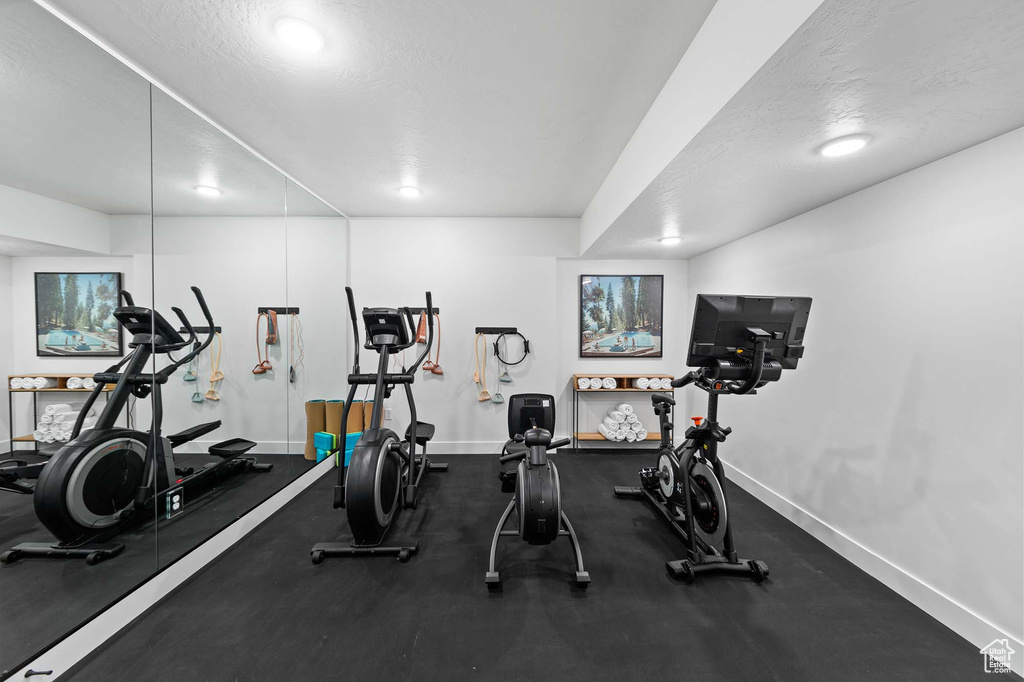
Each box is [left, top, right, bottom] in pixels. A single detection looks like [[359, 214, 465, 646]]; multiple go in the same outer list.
[[398, 186, 421, 198], [195, 185, 222, 197], [818, 134, 871, 158], [274, 17, 325, 53], [659, 236, 682, 246]]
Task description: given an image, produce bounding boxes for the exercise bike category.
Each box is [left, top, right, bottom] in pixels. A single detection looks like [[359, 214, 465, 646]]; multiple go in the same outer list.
[[614, 294, 811, 582], [2, 287, 271, 565], [486, 394, 590, 590], [310, 287, 447, 564]]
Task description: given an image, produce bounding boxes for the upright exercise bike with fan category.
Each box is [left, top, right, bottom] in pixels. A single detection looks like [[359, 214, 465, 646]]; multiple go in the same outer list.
[[2, 287, 270, 565], [615, 294, 812, 582], [310, 286, 447, 564]]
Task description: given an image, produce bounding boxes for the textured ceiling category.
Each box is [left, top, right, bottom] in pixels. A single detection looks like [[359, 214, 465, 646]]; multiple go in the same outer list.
[[584, 0, 1024, 258], [45, 0, 717, 217], [0, 0, 338, 217]]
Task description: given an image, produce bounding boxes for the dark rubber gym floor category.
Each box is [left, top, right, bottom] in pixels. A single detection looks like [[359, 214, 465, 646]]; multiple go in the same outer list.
[[57, 452, 997, 682], [0, 453, 314, 676]]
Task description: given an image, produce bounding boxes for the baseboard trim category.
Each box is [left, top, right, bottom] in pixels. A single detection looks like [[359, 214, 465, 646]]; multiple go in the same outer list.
[[11, 457, 334, 680], [725, 460, 1024, 676]]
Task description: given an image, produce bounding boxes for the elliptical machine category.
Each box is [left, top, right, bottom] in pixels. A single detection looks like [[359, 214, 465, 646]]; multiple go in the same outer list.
[[310, 287, 447, 564], [486, 394, 590, 590], [614, 294, 811, 582], [2, 287, 269, 565]]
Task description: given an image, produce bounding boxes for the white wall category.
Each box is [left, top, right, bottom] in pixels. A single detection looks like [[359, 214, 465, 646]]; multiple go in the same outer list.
[[350, 218, 578, 451], [686, 127, 1024, 659], [0, 183, 111, 253], [555, 259, 687, 442], [0, 256, 12, 448]]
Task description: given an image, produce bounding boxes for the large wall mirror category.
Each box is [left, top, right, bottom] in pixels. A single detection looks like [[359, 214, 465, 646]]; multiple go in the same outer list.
[[0, 0, 346, 673]]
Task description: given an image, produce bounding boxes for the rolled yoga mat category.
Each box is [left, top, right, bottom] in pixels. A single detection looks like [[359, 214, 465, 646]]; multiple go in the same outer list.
[[325, 400, 345, 437], [346, 401, 364, 434], [305, 400, 326, 461]]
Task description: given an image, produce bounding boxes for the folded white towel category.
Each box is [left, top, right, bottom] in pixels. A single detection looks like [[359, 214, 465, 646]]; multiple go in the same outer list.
[[616, 403, 633, 415], [630, 421, 643, 432], [624, 429, 637, 442], [632, 377, 650, 390], [597, 423, 615, 441], [66, 376, 84, 389], [602, 416, 618, 431], [82, 377, 97, 390], [625, 413, 639, 425], [615, 428, 628, 441], [607, 409, 626, 423], [601, 377, 616, 390], [576, 377, 591, 390], [635, 429, 648, 441]]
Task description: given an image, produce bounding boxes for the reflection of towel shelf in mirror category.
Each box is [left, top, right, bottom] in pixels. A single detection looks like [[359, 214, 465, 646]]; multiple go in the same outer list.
[[6, 374, 123, 456], [570, 373, 674, 454]]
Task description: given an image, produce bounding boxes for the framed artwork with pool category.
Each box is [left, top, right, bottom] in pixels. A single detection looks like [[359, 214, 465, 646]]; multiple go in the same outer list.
[[579, 274, 663, 358], [35, 272, 124, 357]]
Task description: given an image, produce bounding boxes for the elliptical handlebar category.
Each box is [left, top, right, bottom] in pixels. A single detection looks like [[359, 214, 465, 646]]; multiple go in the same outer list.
[[157, 287, 216, 380], [345, 286, 361, 373], [119, 290, 135, 307], [406, 291, 434, 374]]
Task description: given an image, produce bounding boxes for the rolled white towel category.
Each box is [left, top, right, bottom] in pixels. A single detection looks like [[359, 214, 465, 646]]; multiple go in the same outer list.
[[53, 407, 94, 423], [45, 403, 72, 416], [33, 377, 57, 389], [631, 377, 650, 390], [607, 409, 626, 423], [32, 429, 46, 441], [625, 413, 639, 424], [66, 376, 84, 389], [588, 378, 602, 390], [82, 377, 97, 390], [615, 428, 628, 441], [630, 421, 643, 432], [616, 403, 633, 415], [635, 429, 649, 441], [597, 423, 615, 441], [40, 414, 53, 425], [601, 377, 616, 390], [43, 431, 57, 443], [10, 378, 24, 389], [624, 429, 637, 442], [576, 377, 591, 390], [659, 378, 673, 390], [602, 416, 618, 431]]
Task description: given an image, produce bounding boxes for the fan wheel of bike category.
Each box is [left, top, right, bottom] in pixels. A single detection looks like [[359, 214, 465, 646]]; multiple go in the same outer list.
[[690, 460, 728, 547], [345, 430, 404, 546], [34, 430, 148, 542]]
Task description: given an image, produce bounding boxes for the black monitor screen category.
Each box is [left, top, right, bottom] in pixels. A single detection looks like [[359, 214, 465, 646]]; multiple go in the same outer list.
[[687, 295, 811, 371], [508, 394, 555, 438]]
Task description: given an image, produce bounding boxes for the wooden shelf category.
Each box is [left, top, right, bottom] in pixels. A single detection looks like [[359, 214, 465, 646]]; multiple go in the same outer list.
[[9, 374, 111, 392], [13, 435, 37, 442], [574, 432, 660, 441], [572, 373, 674, 392]]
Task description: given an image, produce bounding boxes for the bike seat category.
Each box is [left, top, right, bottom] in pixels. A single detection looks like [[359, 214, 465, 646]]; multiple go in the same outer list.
[[405, 421, 435, 446]]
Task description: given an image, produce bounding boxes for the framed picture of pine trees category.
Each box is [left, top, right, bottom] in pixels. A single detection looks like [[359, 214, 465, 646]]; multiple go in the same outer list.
[[35, 272, 124, 357], [579, 274, 663, 358]]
